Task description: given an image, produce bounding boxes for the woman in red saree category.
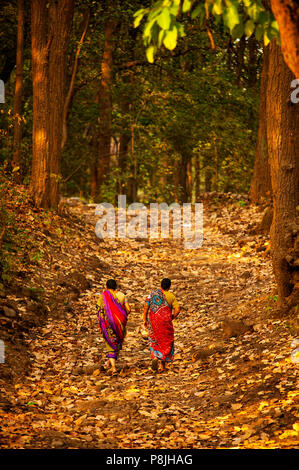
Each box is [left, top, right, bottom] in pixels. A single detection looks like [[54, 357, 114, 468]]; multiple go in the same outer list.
[[144, 278, 180, 373]]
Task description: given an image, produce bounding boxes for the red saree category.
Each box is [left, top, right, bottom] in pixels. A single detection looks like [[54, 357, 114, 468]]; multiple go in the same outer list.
[[146, 289, 174, 362]]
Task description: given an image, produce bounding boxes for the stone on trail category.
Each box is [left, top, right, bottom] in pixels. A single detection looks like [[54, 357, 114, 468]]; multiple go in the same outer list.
[[221, 318, 254, 339]]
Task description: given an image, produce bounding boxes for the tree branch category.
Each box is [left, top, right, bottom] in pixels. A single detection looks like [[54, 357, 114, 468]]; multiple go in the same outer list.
[[117, 46, 208, 70], [61, 9, 90, 150]]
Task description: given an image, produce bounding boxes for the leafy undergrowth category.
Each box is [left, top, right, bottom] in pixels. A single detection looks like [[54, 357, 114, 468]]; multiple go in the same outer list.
[[0, 183, 298, 449]]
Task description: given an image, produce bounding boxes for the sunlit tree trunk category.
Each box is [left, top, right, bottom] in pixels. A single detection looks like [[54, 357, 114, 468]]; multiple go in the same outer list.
[[249, 46, 272, 203], [12, 0, 24, 182], [31, 0, 51, 208], [270, 0, 299, 79], [31, 0, 74, 209], [266, 40, 299, 314]]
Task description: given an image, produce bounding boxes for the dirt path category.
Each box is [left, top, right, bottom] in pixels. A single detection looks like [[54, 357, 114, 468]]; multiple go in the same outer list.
[[0, 201, 298, 449]]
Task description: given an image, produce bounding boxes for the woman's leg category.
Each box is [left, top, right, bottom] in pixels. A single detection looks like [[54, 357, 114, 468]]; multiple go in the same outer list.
[[108, 357, 117, 373]]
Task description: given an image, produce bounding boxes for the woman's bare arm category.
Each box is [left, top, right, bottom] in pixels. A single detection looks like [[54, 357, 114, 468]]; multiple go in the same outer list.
[[143, 303, 149, 327], [172, 306, 180, 319]]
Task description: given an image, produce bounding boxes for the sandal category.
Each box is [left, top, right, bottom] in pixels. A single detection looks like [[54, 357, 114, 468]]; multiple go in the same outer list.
[[151, 359, 158, 371]]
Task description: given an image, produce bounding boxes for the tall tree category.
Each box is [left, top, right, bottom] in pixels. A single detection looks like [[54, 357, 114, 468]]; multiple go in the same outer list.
[[92, 12, 117, 201], [31, 0, 74, 209], [270, 0, 299, 79], [48, 0, 75, 208], [249, 45, 272, 203], [266, 40, 299, 313], [31, 0, 50, 208], [12, 0, 25, 182]]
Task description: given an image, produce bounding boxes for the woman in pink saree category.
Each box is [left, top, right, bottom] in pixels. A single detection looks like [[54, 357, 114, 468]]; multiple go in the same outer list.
[[97, 279, 131, 375]]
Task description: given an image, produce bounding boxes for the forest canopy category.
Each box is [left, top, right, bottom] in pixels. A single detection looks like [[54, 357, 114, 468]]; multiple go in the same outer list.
[[1, 0, 260, 204]]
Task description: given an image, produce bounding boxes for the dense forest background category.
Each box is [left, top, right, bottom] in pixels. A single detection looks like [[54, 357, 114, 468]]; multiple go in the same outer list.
[[0, 0, 298, 315], [0, 0, 260, 204]]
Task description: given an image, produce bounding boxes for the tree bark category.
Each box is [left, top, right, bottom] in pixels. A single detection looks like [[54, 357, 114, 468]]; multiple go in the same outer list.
[[118, 80, 131, 194], [194, 153, 200, 201], [270, 0, 299, 79], [30, 0, 74, 209], [249, 46, 272, 203], [92, 18, 117, 201], [12, 0, 25, 182], [266, 40, 299, 313], [31, 0, 51, 208], [179, 153, 189, 202], [118, 128, 130, 191], [48, 0, 74, 208], [247, 36, 259, 88], [204, 153, 213, 193]]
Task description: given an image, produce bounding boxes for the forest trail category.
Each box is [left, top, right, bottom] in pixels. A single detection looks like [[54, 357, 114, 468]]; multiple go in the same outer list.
[[0, 198, 298, 449]]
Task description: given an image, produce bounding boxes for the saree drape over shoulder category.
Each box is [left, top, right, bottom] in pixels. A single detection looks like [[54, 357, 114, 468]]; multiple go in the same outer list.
[[96, 290, 128, 359], [146, 289, 174, 363]]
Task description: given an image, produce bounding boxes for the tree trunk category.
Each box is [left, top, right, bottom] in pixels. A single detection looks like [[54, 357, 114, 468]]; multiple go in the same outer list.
[[119, 130, 130, 191], [266, 40, 299, 313], [178, 153, 189, 202], [48, 0, 74, 208], [270, 0, 299, 79], [212, 131, 218, 192], [128, 123, 137, 203], [247, 36, 258, 88], [236, 35, 246, 86], [31, 0, 51, 208], [93, 18, 117, 201], [12, 0, 25, 182], [249, 46, 272, 203], [118, 87, 131, 194], [194, 153, 200, 201], [31, 0, 74, 209], [204, 153, 213, 193]]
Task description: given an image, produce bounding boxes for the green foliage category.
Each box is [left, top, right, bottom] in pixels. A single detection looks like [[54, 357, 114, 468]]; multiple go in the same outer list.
[[134, 0, 280, 62]]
